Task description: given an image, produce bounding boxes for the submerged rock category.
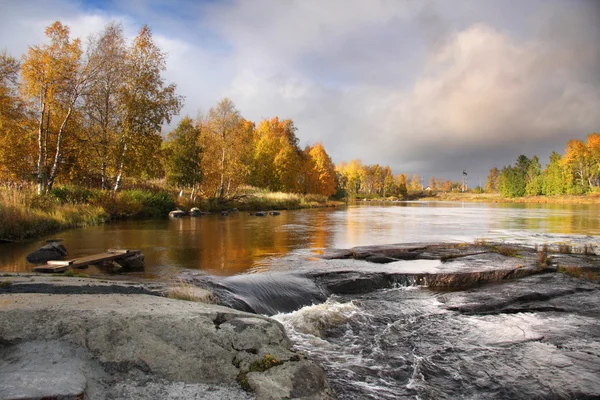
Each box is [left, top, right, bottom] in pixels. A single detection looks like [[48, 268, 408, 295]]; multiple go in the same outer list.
[[26, 242, 68, 264]]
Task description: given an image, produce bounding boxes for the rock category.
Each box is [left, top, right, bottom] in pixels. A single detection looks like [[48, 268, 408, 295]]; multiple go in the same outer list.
[[247, 360, 334, 400], [189, 207, 202, 217], [221, 211, 229, 216], [169, 209, 186, 218], [269, 211, 281, 216], [255, 211, 267, 217], [0, 280, 335, 400], [26, 242, 68, 264]]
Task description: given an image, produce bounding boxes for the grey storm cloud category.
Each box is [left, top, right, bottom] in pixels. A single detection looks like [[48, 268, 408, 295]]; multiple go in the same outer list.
[[1, 0, 599, 181]]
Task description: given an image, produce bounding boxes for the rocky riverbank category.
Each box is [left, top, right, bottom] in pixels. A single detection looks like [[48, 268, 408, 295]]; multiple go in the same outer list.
[[0, 276, 334, 400], [2, 242, 599, 399]]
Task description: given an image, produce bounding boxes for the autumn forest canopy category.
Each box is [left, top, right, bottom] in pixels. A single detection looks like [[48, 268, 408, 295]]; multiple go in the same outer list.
[[0, 20, 598, 201]]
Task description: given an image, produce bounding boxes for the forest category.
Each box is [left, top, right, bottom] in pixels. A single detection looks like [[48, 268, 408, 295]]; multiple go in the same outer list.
[[1, 20, 598, 210], [0, 21, 337, 201]]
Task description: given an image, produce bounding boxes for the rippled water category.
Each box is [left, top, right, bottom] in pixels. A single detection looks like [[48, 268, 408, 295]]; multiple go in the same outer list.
[[1, 201, 599, 276]]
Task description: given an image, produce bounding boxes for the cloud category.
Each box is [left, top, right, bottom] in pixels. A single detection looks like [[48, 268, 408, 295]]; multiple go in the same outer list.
[[1, 0, 599, 180]]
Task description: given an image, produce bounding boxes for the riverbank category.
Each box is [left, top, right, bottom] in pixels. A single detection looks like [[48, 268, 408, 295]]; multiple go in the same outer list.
[[0, 185, 343, 242], [3, 241, 599, 399], [0, 275, 334, 400], [422, 192, 600, 204]]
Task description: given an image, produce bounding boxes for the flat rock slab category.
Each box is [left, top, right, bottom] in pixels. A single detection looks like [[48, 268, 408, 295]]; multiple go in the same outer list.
[[0, 280, 333, 400], [0, 340, 92, 400]]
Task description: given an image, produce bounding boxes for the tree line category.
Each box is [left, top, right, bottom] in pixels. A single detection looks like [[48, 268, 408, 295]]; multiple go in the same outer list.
[[486, 133, 600, 198], [0, 21, 337, 200]]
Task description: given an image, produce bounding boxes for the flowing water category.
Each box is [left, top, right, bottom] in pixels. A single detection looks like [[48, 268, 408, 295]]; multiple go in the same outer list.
[[2, 201, 600, 399]]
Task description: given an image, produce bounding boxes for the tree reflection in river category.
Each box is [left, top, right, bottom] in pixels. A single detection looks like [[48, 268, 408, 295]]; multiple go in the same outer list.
[[1, 201, 599, 277]]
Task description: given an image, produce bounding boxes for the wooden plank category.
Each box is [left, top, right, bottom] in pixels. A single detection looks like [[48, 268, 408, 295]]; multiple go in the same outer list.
[[33, 264, 69, 273], [47, 260, 73, 266], [107, 249, 136, 254], [42, 249, 142, 270]]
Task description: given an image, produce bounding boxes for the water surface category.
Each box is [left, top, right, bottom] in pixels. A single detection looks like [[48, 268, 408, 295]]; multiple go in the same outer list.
[[1, 201, 599, 276]]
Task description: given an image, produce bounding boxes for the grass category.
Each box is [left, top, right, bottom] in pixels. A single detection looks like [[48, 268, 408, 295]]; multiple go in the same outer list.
[[537, 244, 551, 267], [0, 187, 107, 241], [1, 183, 342, 242], [558, 265, 600, 282], [175, 186, 342, 213], [166, 279, 216, 303], [427, 192, 600, 204]]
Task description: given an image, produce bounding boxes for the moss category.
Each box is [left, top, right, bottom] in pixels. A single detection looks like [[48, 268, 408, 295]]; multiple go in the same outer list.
[[0, 280, 12, 288], [62, 270, 90, 278], [236, 354, 284, 392]]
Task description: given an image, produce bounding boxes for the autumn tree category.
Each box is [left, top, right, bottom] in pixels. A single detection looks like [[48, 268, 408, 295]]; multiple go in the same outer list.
[[396, 173, 408, 197], [21, 21, 89, 193], [305, 142, 336, 196], [251, 117, 302, 193], [382, 166, 395, 197], [201, 99, 253, 200], [485, 167, 500, 193], [83, 22, 127, 189], [410, 174, 422, 192], [0, 51, 33, 180], [113, 25, 182, 191]]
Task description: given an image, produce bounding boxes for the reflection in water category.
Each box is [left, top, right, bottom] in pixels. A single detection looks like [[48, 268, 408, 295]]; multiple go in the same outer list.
[[1, 202, 599, 277]]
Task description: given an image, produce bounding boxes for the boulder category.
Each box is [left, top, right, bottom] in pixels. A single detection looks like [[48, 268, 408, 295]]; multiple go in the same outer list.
[[26, 242, 68, 264], [169, 209, 186, 218], [189, 207, 202, 217], [269, 211, 281, 216], [0, 282, 335, 400], [255, 211, 267, 217]]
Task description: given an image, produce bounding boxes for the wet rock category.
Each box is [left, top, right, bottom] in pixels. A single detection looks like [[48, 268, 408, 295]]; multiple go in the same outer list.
[[168, 209, 186, 218], [255, 211, 267, 217], [221, 211, 230, 216], [26, 242, 68, 264], [189, 207, 202, 217], [269, 211, 281, 216]]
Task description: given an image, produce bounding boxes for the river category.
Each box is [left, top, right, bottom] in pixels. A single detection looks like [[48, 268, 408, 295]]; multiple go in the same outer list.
[[2, 201, 600, 399], [1, 201, 599, 276]]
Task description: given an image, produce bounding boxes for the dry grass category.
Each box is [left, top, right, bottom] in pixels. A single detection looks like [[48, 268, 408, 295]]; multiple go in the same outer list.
[[537, 244, 551, 267], [558, 265, 600, 282], [0, 187, 107, 241], [428, 192, 600, 204], [557, 243, 572, 254], [166, 279, 217, 303]]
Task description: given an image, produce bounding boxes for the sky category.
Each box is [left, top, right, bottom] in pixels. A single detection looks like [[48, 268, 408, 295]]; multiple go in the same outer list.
[[1, 0, 599, 183]]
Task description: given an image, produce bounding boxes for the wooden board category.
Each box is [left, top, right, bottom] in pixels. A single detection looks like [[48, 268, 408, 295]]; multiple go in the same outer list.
[[38, 249, 141, 272], [33, 264, 69, 273]]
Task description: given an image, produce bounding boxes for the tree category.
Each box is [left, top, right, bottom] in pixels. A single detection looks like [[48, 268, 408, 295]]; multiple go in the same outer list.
[[485, 167, 500, 193], [251, 117, 301, 193], [201, 99, 253, 200], [164, 117, 202, 189], [429, 176, 436, 191], [542, 151, 566, 195], [499, 155, 530, 198], [382, 166, 395, 197], [83, 22, 127, 189], [410, 174, 421, 192], [21, 21, 88, 193], [113, 25, 182, 191], [0, 51, 34, 180], [306, 142, 336, 196], [525, 155, 543, 196], [396, 174, 408, 197]]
